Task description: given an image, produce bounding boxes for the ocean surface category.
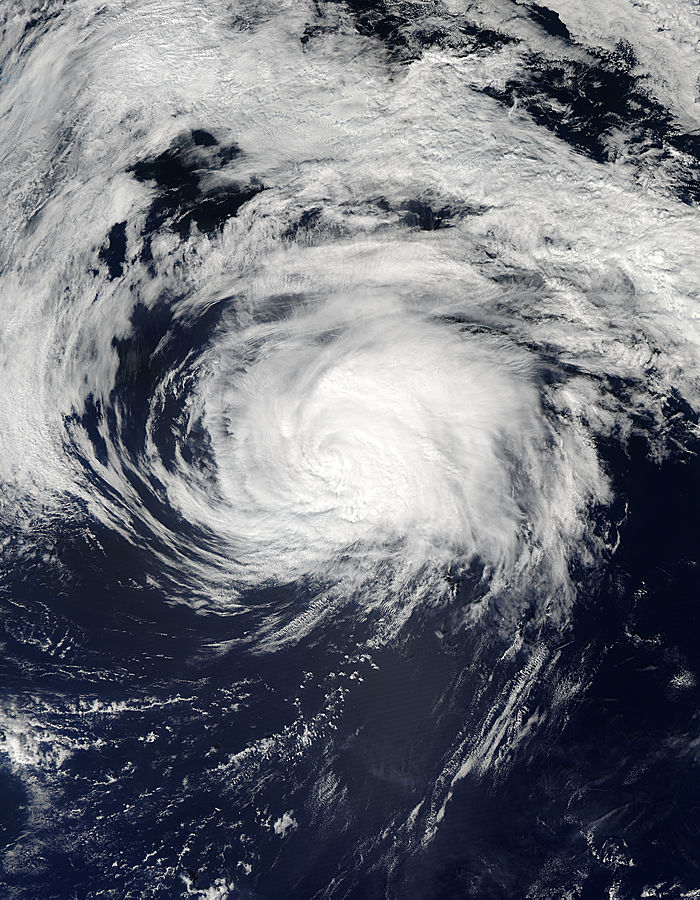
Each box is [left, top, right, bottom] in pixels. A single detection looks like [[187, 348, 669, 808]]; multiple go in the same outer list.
[[0, 0, 699, 897]]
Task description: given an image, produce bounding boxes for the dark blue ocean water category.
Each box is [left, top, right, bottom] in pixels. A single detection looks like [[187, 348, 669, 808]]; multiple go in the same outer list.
[[1, 1, 699, 897], [2, 406, 698, 897]]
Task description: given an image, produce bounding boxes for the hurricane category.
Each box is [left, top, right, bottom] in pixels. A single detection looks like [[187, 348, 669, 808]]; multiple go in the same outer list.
[[1, 0, 699, 897]]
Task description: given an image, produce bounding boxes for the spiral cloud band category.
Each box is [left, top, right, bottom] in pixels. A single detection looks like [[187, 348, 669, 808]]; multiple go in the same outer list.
[[200, 304, 547, 585], [1, 0, 699, 895]]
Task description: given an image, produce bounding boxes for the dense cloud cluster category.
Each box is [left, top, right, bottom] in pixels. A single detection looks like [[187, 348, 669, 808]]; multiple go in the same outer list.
[[0, 0, 698, 896]]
